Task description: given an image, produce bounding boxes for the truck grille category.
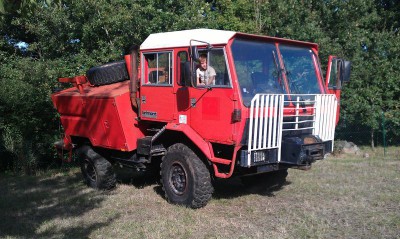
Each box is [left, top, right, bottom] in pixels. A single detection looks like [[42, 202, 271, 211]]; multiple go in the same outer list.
[[244, 94, 337, 167]]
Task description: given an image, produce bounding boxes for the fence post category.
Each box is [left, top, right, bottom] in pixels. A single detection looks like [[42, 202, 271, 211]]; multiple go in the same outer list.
[[382, 111, 386, 157]]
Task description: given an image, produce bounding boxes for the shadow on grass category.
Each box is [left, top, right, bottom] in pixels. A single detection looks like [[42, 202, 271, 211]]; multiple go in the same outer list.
[[114, 166, 290, 201], [114, 166, 160, 188], [0, 168, 118, 239], [212, 176, 291, 199]]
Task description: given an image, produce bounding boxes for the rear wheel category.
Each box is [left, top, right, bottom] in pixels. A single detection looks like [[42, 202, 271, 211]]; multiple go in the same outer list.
[[77, 146, 116, 190], [160, 143, 213, 208]]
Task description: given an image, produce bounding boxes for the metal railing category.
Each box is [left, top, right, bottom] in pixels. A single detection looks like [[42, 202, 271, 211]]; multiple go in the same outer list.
[[247, 94, 337, 166], [313, 94, 337, 144]]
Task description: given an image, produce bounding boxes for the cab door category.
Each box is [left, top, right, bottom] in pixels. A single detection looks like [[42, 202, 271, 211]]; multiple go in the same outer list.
[[140, 51, 176, 122], [188, 48, 236, 144]]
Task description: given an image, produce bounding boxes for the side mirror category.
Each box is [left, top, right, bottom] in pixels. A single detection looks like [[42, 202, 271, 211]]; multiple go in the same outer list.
[[342, 60, 351, 83], [326, 56, 351, 90], [189, 39, 212, 61]]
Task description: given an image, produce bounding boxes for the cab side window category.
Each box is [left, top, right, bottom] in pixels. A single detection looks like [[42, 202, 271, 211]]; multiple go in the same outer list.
[[143, 52, 173, 85], [197, 49, 231, 87], [177, 51, 189, 86]]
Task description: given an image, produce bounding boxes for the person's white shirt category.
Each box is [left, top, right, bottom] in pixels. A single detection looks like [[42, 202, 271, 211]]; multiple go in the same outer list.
[[196, 66, 216, 85]]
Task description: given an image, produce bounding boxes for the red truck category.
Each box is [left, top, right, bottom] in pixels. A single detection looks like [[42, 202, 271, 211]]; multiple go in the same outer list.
[[51, 29, 350, 208]]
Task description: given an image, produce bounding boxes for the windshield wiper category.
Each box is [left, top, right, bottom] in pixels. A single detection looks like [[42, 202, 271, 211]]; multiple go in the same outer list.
[[272, 51, 286, 92], [287, 71, 307, 111], [277, 52, 307, 112], [285, 70, 301, 94]]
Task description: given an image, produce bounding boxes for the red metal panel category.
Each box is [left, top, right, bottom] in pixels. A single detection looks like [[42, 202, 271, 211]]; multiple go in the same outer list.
[[114, 92, 145, 151], [52, 89, 86, 116], [189, 88, 235, 144], [140, 85, 176, 122], [86, 98, 120, 148], [202, 97, 220, 121], [52, 81, 142, 151], [225, 38, 248, 146], [60, 115, 88, 137]]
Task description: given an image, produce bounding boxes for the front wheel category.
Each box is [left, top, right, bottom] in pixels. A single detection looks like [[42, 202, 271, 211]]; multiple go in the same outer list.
[[77, 145, 116, 190], [160, 143, 213, 208]]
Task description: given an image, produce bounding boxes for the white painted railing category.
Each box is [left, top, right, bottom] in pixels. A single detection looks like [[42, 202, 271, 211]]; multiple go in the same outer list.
[[247, 94, 337, 167], [313, 94, 337, 144]]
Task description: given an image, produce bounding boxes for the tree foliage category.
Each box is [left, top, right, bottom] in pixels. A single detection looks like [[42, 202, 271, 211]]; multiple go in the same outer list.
[[0, 0, 399, 173]]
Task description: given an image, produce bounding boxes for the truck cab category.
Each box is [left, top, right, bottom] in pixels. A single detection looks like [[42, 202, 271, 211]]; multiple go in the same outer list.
[[136, 29, 349, 172]]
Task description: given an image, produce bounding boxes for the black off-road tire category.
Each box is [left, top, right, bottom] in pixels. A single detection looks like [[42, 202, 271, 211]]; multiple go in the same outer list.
[[241, 169, 288, 188], [86, 60, 129, 86], [160, 143, 213, 209], [77, 145, 116, 190]]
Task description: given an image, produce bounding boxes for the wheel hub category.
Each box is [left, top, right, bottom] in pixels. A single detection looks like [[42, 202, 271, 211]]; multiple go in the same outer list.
[[169, 163, 187, 195]]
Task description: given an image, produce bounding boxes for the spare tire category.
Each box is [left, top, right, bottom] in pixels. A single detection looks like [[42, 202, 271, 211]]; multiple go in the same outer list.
[[86, 60, 129, 86]]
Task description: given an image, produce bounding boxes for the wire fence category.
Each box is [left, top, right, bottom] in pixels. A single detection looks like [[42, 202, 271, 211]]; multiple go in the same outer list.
[[336, 130, 400, 147], [335, 113, 400, 156]]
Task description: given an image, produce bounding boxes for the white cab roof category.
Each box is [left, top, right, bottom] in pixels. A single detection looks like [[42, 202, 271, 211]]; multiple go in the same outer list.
[[140, 29, 236, 50]]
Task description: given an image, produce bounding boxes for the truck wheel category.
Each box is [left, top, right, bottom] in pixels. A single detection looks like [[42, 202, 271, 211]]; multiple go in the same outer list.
[[77, 146, 116, 190], [86, 60, 129, 86], [241, 169, 288, 188], [160, 143, 213, 208]]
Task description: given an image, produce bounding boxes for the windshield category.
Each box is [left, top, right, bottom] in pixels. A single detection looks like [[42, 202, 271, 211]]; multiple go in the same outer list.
[[231, 39, 323, 106], [279, 45, 322, 95], [231, 39, 285, 106]]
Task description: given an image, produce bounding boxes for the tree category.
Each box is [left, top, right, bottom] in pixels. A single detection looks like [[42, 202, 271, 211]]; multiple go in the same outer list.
[[325, 0, 400, 148], [0, 0, 221, 173], [1, 0, 399, 173]]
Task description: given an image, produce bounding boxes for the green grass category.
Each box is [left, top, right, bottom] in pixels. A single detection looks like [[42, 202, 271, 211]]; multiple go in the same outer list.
[[1, 147, 399, 239]]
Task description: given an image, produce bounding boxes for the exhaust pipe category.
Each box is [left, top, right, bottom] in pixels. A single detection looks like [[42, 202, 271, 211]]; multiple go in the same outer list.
[[125, 45, 139, 110]]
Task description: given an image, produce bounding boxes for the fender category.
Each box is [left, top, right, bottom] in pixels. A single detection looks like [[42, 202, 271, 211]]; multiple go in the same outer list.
[[165, 123, 214, 159], [165, 123, 239, 178]]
